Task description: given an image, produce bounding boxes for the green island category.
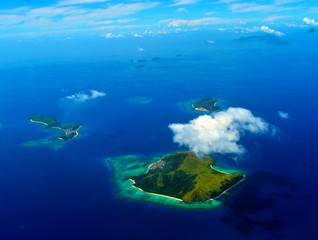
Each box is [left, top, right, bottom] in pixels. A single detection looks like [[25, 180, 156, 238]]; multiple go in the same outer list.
[[192, 97, 220, 112], [107, 151, 245, 209], [28, 114, 83, 141], [179, 97, 221, 114]]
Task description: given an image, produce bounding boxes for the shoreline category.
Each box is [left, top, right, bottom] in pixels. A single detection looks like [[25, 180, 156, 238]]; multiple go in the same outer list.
[[208, 164, 246, 201], [209, 174, 246, 201], [129, 179, 183, 202], [191, 101, 218, 113], [145, 157, 164, 173], [57, 125, 82, 140], [29, 119, 49, 126], [29, 119, 82, 140], [128, 163, 245, 204], [146, 163, 154, 173], [192, 104, 209, 112]]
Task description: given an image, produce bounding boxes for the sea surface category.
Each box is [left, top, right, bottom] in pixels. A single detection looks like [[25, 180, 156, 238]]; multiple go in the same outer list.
[[0, 30, 317, 240]]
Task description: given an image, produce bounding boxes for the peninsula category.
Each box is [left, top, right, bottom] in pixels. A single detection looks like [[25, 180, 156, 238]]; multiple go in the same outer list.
[[127, 151, 244, 203], [192, 97, 220, 112], [28, 114, 83, 141]]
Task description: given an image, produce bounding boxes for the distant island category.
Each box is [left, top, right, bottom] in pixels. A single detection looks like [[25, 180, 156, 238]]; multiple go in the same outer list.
[[179, 97, 221, 114], [127, 151, 244, 204], [192, 98, 220, 112], [29, 114, 83, 141]]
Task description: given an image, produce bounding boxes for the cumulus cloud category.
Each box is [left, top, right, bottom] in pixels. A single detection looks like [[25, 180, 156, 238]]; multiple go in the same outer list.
[[169, 107, 272, 157], [260, 25, 285, 36], [278, 111, 289, 119], [303, 17, 318, 26], [240, 25, 285, 36], [133, 33, 143, 37], [101, 33, 124, 38], [65, 90, 106, 102]]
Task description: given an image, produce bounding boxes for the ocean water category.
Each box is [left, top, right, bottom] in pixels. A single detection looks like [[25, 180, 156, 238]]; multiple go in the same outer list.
[[0, 30, 318, 239]]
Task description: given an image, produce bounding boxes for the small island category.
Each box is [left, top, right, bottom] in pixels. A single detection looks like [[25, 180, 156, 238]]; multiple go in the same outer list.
[[107, 152, 245, 209], [127, 151, 244, 203], [192, 97, 220, 112], [29, 114, 83, 141]]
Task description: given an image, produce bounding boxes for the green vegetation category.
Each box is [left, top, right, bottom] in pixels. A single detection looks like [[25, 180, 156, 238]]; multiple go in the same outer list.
[[129, 151, 244, 203], [29, 114, 61, 128], [193, 98, 220, 112], [28, 114, 82, 141]]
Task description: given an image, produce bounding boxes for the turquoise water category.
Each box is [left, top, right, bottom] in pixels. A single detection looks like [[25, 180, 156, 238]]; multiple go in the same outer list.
[[0, 30, 318, 239], [106, 153, 224, 210]]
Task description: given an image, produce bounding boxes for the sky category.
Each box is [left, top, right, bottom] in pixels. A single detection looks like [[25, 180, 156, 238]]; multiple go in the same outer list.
[[0, 0, 318, 37]]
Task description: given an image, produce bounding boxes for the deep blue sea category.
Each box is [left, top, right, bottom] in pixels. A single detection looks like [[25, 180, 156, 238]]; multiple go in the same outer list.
[[0, 30, 317, 240]]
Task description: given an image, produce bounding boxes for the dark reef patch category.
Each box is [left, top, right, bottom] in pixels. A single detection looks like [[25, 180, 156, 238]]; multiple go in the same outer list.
[[222, 171, 297, 235], [303, 160, 315, 169]]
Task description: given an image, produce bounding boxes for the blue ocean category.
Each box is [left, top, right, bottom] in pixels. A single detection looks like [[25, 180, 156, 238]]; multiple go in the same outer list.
[[0, 30, 317, 239]]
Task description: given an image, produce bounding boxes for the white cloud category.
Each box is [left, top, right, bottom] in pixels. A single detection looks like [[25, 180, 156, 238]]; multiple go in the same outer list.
[[177, 8, 187, 12], [278, 111, 289, 119], [240, 26, 285, 36], [230, 2, 296, 13], [169, 107, 272, 157], [214, 0, 237, 4], [65, 90, 106, 102], [133, 33, 143, 37], [57, 0, 108, 6], [263, 15, 288, 22], [137, 46, 144, 51], [168, 19, 188, 27], [274, 0, 303, 5], [169, 0, 199, 7], [101, 33, 124, 38], [205, 11, 215, 16], [167, 17, 224, 27], [303, 17, 318, 26], [260, 25, 285, 36], [0, 2, 159, 33]]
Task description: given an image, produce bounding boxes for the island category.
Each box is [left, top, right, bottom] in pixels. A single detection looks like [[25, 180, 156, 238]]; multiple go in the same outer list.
[[126, 151, 244, 203], [107, 152, 245, 209], [28, 114, 83, 141], [192, 97, 220, 112]]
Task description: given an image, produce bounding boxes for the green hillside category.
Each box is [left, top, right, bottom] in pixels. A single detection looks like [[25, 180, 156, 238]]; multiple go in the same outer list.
[[129, 151, 244, 203]]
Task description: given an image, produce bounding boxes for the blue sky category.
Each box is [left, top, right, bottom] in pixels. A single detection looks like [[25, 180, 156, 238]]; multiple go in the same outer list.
[[0, 0, 318, 37]]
